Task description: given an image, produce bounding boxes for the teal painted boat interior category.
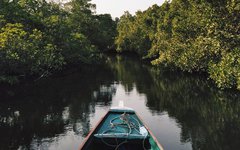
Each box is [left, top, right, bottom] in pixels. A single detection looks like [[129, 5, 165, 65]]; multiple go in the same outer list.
[[95, 112, 145, 138], [81, 110, 162, 150]]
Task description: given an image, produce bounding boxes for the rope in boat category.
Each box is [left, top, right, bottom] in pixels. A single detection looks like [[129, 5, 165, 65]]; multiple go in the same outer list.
[[100, 112, 147, 150]]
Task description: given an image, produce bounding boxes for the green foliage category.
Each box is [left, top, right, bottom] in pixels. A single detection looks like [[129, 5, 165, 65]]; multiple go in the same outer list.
[[115, 0, 240, 90], [91, 14, 117, 51], [209, 48, 240, 90], [0, 23, 64, 78], [0, 0, 117, 84], [70, 1, 117, 51], [115, 11, 135, 53], [115, 7, 161, 56], [0, 15, 6, 28], [63, 32, 96, 64]]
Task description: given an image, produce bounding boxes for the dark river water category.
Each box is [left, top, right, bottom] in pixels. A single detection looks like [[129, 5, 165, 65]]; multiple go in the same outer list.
[[0, 55, 240, 150]]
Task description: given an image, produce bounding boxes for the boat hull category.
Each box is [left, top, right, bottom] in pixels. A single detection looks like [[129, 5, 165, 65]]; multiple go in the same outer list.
[[79, 107, 163, 150]]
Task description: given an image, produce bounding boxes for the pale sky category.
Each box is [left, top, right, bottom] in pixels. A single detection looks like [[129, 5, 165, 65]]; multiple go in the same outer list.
[[91, 0, 165, 18]]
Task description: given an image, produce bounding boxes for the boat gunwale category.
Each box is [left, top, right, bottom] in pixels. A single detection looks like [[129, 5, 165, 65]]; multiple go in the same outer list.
[[135, 111, 164, 150], [79, 108, 164, 150], [79, 111, 109, 150]]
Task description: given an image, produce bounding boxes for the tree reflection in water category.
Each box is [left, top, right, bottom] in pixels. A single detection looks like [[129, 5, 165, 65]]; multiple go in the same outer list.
[[0, 55, 239, 150]]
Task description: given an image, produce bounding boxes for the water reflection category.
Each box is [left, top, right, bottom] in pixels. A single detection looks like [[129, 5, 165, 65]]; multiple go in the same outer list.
[[0, 55, 239, 150]]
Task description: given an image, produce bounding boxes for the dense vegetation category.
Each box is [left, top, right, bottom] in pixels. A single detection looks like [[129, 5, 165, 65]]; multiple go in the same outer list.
[[0, 0, 117, 84], [1, 0, 239, 91], [115, 0, 240, 90]]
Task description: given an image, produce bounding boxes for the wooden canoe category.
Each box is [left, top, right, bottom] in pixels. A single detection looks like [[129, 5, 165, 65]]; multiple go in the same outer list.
[[79, 106, 164, 150]]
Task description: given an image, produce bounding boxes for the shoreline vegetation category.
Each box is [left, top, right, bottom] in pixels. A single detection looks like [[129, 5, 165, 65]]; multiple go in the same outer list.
[[0, 0, 239, 91], [0, 0, 117, 84], [115, 0, 240, 91]]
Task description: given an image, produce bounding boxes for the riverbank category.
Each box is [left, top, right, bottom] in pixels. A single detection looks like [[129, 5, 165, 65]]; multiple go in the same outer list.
[[0, 54, 239, 150], [115, 1, 240, 91], [0, 0, 117, 86]]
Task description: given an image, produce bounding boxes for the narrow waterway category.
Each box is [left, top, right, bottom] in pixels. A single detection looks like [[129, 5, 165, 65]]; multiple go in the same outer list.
[[0, 55, 239, 150]]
